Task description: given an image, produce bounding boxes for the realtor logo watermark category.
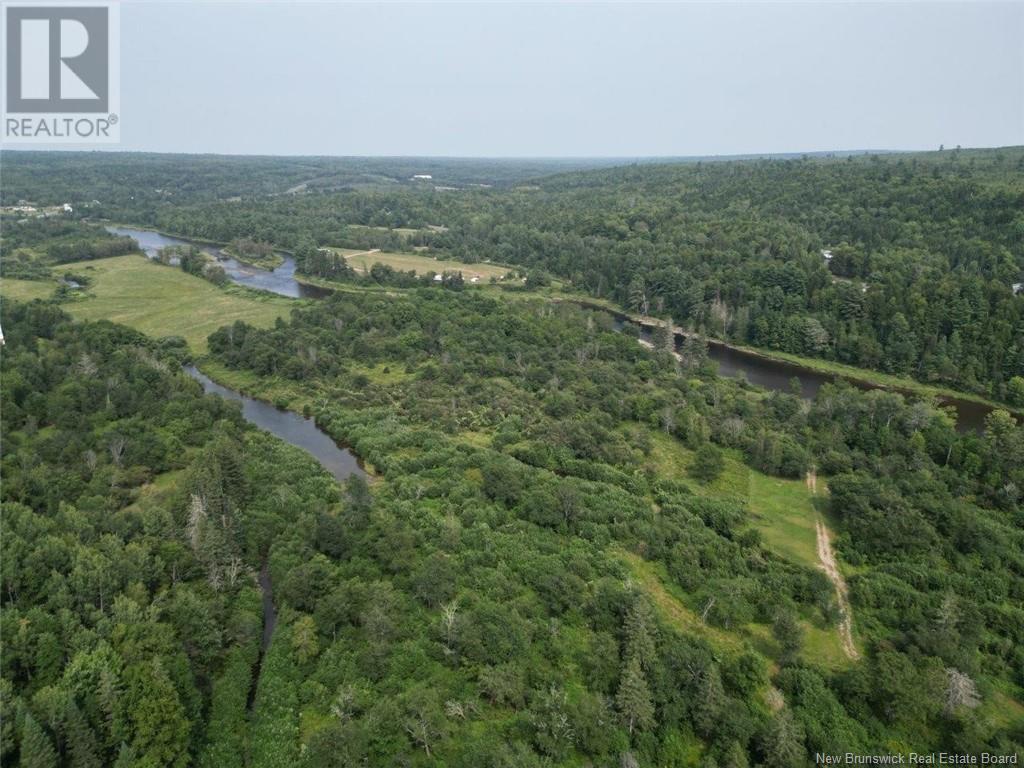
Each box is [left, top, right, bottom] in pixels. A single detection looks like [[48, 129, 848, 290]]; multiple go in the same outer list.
[[2, 1, 120, 143]]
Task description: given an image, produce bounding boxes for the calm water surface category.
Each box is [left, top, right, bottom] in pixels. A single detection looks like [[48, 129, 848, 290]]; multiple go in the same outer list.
[[183, 365, 366, 483], [617, 312, 993, 433]]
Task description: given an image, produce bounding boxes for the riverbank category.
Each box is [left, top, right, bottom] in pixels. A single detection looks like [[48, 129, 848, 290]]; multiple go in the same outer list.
[[219, 245, 286, 271], [90, 223, 1022, 426], [55, 253, 292, 352], [565, 296, 1020, 419]]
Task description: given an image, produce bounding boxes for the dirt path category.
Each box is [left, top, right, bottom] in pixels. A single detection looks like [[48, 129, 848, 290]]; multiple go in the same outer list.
[[815, 517, 859, 660], [343, 248, 381, 260]]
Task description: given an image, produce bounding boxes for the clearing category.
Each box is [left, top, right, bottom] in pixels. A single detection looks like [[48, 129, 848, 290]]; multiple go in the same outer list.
[[0, 278, 56, 302], [321, 246, 513, 282], [48, 254, 292, 353], [642, 429, 857, 667], [815, 516, 860, 660]]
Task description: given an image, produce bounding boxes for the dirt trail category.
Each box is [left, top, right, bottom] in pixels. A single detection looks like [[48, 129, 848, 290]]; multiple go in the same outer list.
[[344, 248, 381, 259], [815, 517, 859, 660]]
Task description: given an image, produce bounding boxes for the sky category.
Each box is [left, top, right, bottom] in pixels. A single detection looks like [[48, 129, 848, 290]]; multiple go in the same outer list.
[[15, 1, 1024, 155]]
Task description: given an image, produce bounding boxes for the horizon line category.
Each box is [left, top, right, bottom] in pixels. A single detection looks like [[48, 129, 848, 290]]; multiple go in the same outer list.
[[3, 145, 1022, 161]]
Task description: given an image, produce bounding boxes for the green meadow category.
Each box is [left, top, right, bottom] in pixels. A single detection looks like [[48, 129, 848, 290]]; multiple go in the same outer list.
[[42, 254, 292, 353]]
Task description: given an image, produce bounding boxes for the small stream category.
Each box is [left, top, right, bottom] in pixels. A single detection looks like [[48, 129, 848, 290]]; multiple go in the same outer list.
[[182, 364, 365, 680]]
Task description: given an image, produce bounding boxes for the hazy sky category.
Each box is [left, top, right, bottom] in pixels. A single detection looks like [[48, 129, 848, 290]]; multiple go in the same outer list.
[[30, 1, 1024, 155]]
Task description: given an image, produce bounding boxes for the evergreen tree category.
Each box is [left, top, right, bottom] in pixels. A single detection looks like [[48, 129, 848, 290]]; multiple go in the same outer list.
[[65, 701, 103, 768], [616, 655, 654, 736], [761, 710, 805, 768], [19, 712, 58, 768], [623, 598, 656, 671]]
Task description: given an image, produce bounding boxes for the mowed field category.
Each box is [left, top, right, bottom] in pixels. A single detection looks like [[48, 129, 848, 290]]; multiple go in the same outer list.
[[323, 246, 512, 281], [7, 254, 293, 353], [0, 278, 56, 302]]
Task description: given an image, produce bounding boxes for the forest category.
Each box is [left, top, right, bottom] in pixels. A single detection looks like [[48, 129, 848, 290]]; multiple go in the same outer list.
[[1, 148, 1023, 766], [7, 148, 1020, 403], [3, 288, 1023, 765]]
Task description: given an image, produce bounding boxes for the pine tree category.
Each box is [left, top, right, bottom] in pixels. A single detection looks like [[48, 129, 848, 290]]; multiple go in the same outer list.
[[125, 659, 190, 768], [623, 598, 656, 671], [693, 665, 725, 738], [761, 710, 805, 768], [616, 655, 654, 736], [65, 701, 103, 768], [19, 711, 58, 768]]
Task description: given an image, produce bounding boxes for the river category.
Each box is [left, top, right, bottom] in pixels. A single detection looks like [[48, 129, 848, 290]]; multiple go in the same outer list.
[[183, 365, 366, 483], [615, 312, 993, 433], [106, 226, 332, 299], [183, 364, 366, 664], [114, 225, 996, 432]]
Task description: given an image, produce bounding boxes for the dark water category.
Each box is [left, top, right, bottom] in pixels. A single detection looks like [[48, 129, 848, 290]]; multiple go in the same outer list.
[[183, 365, 366, 482], [107, 226, 332, 299], [257, 561, 277, 654], [616, 312, 993, 433]]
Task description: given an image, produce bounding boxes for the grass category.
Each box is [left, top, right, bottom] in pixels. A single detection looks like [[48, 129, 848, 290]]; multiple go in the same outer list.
[[346, 224, 422, 239], [746, 471, 821, 569], [644, 430, 749, 503], [322, 246, 513, 281], [982, 684, 1024, 729], [0, 278, 56, 302], [53, 254, 293, 353], [191, 358, 316, 411], [222, 246, 284, 270], [643, 430, 833, 572]]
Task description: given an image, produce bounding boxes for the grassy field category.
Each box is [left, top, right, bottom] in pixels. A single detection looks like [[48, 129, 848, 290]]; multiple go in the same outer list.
[[616, 549, 746, 653], [747, 471, 822, 568], [50, 254, 293, 353], [0, 278, 56, 302], [323, 246, 513, 281], [644, 430, 835, 572]]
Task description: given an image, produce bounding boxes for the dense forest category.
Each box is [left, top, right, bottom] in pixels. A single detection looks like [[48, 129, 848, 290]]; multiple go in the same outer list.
[[5, 288, 1022, 765], [0, 153, 629, 210], [2, 149, 1023, 765]]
